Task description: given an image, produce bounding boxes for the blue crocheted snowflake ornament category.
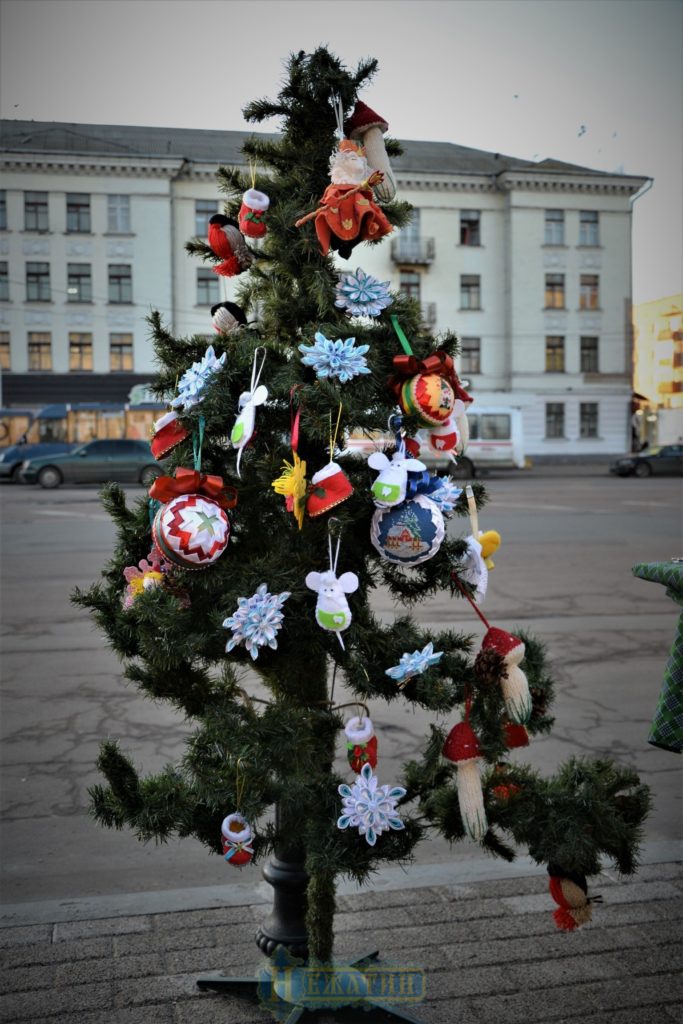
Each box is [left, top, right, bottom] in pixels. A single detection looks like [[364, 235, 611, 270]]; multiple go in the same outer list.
[[171, 345, 226, 411], [299, 332, 370, 384], [337, 763, 406, 846], [335, 268, 393, 318], [385, 642, 444, 685], [426, 476, 463, 515], [223, 583, 290, 660]]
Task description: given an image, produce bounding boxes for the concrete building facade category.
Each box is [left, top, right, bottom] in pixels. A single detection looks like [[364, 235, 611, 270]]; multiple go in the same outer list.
[[0, 121, 649, 455]]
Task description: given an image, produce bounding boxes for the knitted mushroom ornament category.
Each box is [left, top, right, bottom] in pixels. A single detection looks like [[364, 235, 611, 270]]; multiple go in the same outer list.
[[481, 627, 532, 725], [443, 720, 488, 841], [345, 101, 397, 204]]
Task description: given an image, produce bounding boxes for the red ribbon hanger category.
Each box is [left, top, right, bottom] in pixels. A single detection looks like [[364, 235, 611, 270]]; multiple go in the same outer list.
[[150, 467, 238, 510]]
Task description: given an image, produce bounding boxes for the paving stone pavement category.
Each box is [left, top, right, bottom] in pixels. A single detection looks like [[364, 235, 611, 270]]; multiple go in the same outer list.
[[1, 859, 681, 1024]]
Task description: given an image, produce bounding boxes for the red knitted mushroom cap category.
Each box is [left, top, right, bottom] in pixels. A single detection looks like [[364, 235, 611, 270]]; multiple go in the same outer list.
[[504, 723, 530, 749], [482, 627, 522, 658], [345, 101, 389, 139], [443, 721, 482, 762]]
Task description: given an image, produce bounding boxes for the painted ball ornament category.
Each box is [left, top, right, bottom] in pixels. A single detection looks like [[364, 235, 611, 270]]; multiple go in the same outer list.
[[399, 372, 455, 427], [152, 493, 230, 570], [371, 493, 445, 566]]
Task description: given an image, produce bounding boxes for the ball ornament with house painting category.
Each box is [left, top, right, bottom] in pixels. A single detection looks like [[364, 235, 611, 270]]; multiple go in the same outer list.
[[370, 493, 445, 566]]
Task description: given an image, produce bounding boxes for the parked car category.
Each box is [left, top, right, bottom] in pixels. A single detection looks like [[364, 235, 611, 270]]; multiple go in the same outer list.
[[19, 439, 163, 489], [610, 444, 683, 478], [0, 441, 75, 481]]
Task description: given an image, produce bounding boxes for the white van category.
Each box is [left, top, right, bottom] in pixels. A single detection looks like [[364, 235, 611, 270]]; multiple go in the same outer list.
[[344, 405, 525, 477], [459, 406, 525, 471]]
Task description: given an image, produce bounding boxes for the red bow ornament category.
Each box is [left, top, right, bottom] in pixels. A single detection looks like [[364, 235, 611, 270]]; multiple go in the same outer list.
[[149, 467, 238, 510]]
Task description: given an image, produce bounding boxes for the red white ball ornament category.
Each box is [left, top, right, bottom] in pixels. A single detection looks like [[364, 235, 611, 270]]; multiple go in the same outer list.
[[152, 494, 230, 570]]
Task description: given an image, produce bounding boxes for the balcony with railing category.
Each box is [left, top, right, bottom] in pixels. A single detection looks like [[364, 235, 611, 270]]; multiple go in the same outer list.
[[390, 237, 435, 265]]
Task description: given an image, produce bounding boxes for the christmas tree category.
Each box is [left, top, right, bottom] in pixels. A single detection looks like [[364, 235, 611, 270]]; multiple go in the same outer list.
[[74, 47, 649, 974]]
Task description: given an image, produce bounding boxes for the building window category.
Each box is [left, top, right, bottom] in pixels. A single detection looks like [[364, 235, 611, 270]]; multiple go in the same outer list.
[[580, 336, 599, 373], [110, 333, 134, 371], [580, 274, 599, 310], [460, 210, 480, 246], [69, 332, 93, 371], [545, 336, 565, 372], [66, 193, 91, 233], [544, 273, 565, 309], [580, 402, 599, 438], [460, 337, 481, 374], [196, 200, 219, 236], [0, 331, 9, 370], [24, 191, 49, 232], [108, 264, 133, 304], [196, 267, 219, 306], [579, 210, 599, 246], [67, 263, 92, 303], [0, 262, 8, 301], [460, 274, 481, 310], [107, 195, 131, 233], [399, 269, 421, 301], [28, 332, 52, 370], [544, 209, 564, 245], [0, 191, 6, 231], [545, 403, 565, 438], [26, 262, 51, 302]]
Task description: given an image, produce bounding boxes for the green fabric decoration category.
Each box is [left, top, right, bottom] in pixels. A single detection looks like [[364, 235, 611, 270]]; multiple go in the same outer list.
[[632, 560, 683, 753], [390, 315, 414, 356]]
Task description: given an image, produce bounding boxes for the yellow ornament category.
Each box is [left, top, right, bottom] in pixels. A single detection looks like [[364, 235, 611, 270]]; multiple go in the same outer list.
[[478, 530, 501, 569], [272, 452, 307, 530]]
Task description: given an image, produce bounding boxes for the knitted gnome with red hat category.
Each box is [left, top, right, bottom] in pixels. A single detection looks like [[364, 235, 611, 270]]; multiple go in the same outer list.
[[481, 627, 532, 725], [442, 720, 488, 841], [208, 215, 253, 277]]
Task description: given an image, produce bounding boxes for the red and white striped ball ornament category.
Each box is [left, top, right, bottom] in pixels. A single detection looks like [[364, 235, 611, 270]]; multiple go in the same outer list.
[[152, 493, 230, 570]]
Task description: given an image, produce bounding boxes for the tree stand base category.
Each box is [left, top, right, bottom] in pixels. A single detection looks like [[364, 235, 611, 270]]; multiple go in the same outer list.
[[197, 948, 426, 1022]]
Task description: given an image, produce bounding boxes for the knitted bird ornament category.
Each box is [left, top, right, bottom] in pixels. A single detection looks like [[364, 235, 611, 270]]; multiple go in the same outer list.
[[547, 864, 600, 930]]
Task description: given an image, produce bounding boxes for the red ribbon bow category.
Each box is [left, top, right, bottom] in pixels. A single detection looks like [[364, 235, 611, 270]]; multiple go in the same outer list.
[[149, 467, 238, 510], [389, 350, 472, 404]]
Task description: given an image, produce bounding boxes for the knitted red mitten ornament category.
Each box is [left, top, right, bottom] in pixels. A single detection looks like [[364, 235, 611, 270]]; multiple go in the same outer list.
[[221, 812, 254, 867], [306, 462, 354, 517], [345, 716, 378, 773], [238, 189, 269, 238]]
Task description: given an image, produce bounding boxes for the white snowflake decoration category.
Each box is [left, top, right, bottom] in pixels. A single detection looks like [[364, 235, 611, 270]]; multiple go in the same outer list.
[[337, 762, 406, 846], [335, 268, 392, 318], [299, 332, 370, 384], [171, 345, 226, 411], [428, 476, 463, 515], [223, 583, 291, 660], [385, 642, 444, 685]]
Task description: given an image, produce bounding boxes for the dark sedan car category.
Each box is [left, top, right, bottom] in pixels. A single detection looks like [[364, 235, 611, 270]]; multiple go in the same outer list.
[[20, 439, 162, 489], [610, 444, 683, 478]]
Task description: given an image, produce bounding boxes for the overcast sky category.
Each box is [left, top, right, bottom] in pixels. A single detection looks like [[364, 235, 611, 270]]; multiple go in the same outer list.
[[1, 0, 681, 304]]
